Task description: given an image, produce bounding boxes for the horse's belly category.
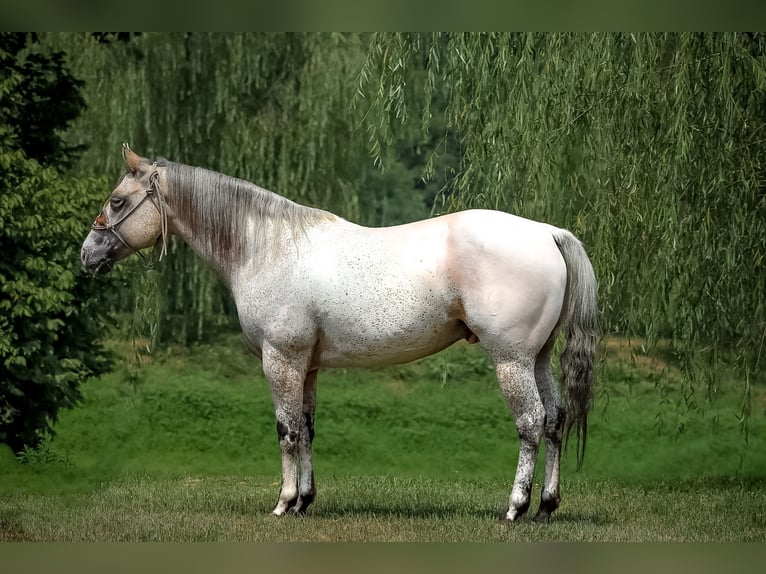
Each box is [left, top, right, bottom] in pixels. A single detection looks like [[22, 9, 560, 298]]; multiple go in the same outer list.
[[314, 317, 469, 368]]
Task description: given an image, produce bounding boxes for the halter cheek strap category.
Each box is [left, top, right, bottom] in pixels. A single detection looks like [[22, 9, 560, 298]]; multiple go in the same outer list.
[[91, 167, 168, 261]]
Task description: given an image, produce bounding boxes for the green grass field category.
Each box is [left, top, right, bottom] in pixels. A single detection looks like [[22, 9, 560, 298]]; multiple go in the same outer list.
[[2, 474, 764, 541], [1, 335, 765, 541]]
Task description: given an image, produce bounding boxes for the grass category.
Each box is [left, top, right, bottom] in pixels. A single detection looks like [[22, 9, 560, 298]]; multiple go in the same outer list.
[[2, 475, 764, 541], [1, 334, 765, 541]]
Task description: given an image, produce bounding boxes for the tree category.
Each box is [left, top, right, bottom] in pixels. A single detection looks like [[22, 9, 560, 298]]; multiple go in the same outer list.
[[0, 33, 86, 169], [0, 35, 114, 452], [0, 146, 116, 452], [358, 33, 766, 422]]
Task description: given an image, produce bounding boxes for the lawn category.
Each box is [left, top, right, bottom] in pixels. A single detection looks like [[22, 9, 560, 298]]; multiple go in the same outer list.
[[1, 335, 764, 541]]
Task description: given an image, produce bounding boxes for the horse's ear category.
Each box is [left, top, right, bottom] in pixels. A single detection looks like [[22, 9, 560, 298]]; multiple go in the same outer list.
[[122, 142, 142, 172]]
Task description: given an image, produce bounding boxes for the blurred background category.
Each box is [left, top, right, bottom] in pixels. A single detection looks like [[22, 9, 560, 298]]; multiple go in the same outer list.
[[1, 33, 765, 494]]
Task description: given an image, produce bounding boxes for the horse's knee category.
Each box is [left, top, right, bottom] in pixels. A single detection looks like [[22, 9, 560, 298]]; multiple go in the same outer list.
[[516, 405, 546, 444], [277, 419, 299, 452], [544, 406, 564, 441]]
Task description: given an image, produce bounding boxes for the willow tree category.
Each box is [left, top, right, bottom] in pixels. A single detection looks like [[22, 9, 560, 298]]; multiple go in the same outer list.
[[359, 33, 766, 421], [40, 33, 377, 343]]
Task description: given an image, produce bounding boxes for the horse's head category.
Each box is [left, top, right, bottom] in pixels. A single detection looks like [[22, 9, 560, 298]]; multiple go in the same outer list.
[[81, 144, 167, 274]]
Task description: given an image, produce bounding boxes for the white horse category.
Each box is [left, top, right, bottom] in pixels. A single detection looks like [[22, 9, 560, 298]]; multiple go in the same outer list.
[[81, 145, 597, 522]]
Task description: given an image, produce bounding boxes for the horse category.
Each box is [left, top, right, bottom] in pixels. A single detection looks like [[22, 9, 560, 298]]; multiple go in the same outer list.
[[81, 144, 597, 523]]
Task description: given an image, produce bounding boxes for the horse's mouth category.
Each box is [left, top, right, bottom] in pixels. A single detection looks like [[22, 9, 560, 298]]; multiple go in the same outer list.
[[82, 254, 114, 275], [81, 236, 118, 275], [94, 259, 114, 275]]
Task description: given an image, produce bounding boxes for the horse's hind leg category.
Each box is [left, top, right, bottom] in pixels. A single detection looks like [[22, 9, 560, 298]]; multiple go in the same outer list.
[[495, 355, 546, 522], [532, 335, 564, 523]]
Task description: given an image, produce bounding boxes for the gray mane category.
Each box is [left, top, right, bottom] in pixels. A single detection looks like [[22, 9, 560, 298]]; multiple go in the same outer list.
[[157, 160, 335, 262]]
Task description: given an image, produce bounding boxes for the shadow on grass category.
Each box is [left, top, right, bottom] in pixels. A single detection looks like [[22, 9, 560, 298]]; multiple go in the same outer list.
[[307, 502, 611, 525], [546, 511, 611, 526], [309, 501, 497, 520]]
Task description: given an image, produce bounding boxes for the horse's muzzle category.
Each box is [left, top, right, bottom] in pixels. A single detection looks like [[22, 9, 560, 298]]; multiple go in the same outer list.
[[81, 249, 114, 275], [81, 232, 118, 275]]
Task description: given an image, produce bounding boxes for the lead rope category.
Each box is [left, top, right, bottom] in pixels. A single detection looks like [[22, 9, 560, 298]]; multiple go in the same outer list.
[[131, 167, 165, 387], [129, 250, 162, 390], [148, 166, 168, 261]]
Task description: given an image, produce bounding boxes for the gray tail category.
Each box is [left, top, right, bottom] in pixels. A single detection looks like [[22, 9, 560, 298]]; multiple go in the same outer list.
[[552, 229, 598, 470]]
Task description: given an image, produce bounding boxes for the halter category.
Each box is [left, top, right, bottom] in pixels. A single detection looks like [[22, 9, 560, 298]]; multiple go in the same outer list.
[[91, 167, 168, 261]]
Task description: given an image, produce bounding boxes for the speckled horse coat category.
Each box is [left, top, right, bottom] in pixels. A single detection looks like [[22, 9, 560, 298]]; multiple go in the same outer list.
[[81, 146, 598, 523]]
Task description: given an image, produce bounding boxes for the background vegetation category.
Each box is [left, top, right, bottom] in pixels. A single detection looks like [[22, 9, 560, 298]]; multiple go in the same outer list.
[[0, 34, 115, 451], [361, 33, 766, 409]]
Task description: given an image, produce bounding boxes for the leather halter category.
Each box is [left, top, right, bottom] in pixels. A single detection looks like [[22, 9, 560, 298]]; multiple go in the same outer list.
[[91, 169, 166, 261]]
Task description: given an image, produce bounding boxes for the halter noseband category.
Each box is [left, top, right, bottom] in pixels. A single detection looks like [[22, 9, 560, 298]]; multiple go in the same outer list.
[[91, 168, 168, 261]]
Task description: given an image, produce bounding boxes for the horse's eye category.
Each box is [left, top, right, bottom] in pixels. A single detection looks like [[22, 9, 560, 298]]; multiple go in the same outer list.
[[110, 197, 125, 209]]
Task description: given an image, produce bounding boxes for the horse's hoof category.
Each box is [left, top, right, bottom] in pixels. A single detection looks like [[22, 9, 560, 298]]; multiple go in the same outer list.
[[532, 510, 551, 524]]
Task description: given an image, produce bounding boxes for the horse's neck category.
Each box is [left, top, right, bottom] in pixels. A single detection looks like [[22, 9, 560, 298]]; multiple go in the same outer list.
[[161, 170, 300, 283]]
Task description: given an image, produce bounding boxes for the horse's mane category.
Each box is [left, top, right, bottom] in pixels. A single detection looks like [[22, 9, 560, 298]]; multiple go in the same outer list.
[[156, 159, 335, 262]]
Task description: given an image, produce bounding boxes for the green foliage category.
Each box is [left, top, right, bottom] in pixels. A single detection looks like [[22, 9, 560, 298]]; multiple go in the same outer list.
[[0, 33, 116, 451], [15, 436, 70, 466], [359, 32, 766, 415], [356, 83, 460, 226], [0, 33, 85, 169], [0, 145, 115, 452]]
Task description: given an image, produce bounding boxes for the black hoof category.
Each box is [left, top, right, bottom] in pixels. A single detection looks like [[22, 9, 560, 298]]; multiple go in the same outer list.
[[285, 494, 315, 517], [533, 493, 559, 523], [532, 509, 551, 523], [300, 492, 315, 512]]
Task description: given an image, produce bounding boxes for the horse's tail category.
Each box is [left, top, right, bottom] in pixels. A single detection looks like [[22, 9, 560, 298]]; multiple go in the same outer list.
[[551, 228, 598, 470]]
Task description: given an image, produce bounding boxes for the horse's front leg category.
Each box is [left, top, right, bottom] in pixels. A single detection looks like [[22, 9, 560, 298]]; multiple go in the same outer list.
[[263, 344, 312, 516], [296, 370, 318, 512]]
